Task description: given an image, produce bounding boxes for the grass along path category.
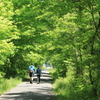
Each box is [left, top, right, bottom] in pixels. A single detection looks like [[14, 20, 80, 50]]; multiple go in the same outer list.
[[0, 77, 22, 95]]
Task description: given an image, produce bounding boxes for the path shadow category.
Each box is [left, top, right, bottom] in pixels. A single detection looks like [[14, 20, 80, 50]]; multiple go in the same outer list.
[[1, 91, 57, 100]]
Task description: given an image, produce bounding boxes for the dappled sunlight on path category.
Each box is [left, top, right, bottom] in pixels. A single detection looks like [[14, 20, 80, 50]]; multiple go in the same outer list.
[[0, 69, 57, 100]]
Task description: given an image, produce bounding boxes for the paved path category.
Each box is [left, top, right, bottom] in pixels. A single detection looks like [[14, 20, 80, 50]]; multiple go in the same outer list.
[[0, 69, 57, 100]]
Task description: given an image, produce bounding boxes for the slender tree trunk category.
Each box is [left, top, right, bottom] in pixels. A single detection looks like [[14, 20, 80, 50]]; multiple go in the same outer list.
[[88, 63, 97, 97]]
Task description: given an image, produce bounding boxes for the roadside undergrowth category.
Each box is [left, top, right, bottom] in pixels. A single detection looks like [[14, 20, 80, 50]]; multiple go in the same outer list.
[[50, 68, 99, 100], [0, 77, 22, 95]]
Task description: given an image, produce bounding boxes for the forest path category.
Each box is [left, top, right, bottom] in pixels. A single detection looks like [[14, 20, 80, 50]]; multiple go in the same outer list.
[[0, 68, 57, 100]]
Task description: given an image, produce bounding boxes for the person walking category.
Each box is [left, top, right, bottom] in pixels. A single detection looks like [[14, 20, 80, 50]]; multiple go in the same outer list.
[[28, 63, 35, 84], [36, 65, 42, 84]]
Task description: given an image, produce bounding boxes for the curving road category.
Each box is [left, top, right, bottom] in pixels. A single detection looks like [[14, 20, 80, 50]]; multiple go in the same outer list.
[[0, 68, 57, 100]]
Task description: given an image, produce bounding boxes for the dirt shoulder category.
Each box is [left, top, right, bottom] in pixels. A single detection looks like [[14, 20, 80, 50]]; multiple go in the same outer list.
[[0, 68, 57, 100]]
